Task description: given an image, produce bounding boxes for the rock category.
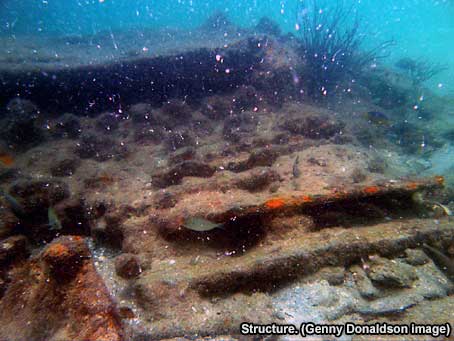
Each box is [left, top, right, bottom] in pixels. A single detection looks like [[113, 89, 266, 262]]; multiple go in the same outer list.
[[307, 157, 327, 167], [128, 102, 155, 124], [251, 64, 297, 106], [223, 111, 258, 141], [351, 168, 367, 183], [235, 168, 280, 192], [403, 248, 430, 266], [152, 161, 216, 188], [161, 99, 193, 127], [349, 265, 380, 299], [414, 261, 454, 298], [154, 191, 178, 209], [272, 133, 290, 145], [265, 214, 314, 235], [0, 235, 28, 267], [7, 179, 72, 241], [190, 115, 214, 136], [200, 95, 233, 120], [269, 182, 280, 193], [164, 129, 195, 151], [115, 253, 142, 279], [0, 109, 44, 151], [95, 112, 123, 132], [91, 209, 125, 249], [368, 155, 387, 173], [356, 292, 423, 316], [10, 178, 70, 217], [53, 197, 91, 236], [129, 103, 166, 144], [231, 85, 259, 111], [305, 280, 339, 307], [304, 266, 345, 286], [76, 133, 106, 159], [168, 147, 196, 165], [272, 310, 286, 321], [332, 133, 353, 145], [281, 115, 344, 139], [51, 113, 81, 139], [255, 17, 281, 36], [367, 256, 418, 288], [227, 148, 279, 173], [76, 133, 128, 161], [118, 306, 135, 319], [134, 278, 175, 319], [134, 125, 163, 144], [414, 268, 449, 299], [0, 236, 123, 341], [50, 158, 80, 177], [42, 235, 90, 280]]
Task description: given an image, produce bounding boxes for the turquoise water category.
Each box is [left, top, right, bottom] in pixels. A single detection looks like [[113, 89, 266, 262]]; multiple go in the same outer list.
[[1, 0, 453, 94], [1, 2, 454, 340]]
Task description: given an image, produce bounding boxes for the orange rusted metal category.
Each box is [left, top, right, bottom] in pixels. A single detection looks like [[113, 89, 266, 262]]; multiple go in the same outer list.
[[405, 182, 419, 190], [265, 198, 286, 209], [45, 243, 70, 258], [302, 195, 313, 203], [363, 186, 380, 195], [175, 177, 444, 226]]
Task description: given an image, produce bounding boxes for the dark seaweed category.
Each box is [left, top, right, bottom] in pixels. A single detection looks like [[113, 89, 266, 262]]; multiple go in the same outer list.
[[295, 0, 393, 98], [395, 57, 448, 86]]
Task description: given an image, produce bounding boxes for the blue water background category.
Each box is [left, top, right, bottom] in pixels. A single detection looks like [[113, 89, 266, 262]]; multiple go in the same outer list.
[[0, 0, 453, 95]]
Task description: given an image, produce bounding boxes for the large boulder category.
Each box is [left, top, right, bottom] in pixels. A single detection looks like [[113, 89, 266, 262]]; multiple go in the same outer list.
[[0, 236, 124, 341]]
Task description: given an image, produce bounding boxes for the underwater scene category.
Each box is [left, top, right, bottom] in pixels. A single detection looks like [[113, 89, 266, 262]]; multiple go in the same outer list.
[[0, 0, 454, 340]]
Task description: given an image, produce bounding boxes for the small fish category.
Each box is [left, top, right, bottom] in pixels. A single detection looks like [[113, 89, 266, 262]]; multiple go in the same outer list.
[[0, 153, 14, 166], [182, 217, 224, 232], [422, 243, 454, 282], [365, 111, 390, 126], [292, 155, 301, 179], [432, 202, 452, 216], [0, 188, 26, 218], [48, 207, 63, 230], [292, 155, 301, 191], [411, 191, 424, 205]]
